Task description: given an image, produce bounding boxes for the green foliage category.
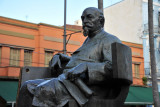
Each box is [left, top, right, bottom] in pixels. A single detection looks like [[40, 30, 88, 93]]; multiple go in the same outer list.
[[142, 77, 148, 86]]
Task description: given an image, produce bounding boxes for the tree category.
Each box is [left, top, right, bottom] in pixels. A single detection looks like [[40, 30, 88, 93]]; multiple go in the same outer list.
[[148, 0, 160, 106]]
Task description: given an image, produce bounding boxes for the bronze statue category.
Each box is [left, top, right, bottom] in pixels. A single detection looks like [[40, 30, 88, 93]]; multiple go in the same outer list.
[[17, 7, 122, 107]]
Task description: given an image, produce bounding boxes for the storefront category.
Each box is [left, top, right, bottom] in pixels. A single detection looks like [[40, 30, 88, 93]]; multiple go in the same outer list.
[[125, 86, 158, 107], [0, 80, 18, 107], [0, 82, 159, 107]]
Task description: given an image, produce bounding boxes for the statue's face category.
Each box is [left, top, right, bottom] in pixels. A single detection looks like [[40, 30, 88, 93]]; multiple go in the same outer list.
[[81, 8, 101, 36]]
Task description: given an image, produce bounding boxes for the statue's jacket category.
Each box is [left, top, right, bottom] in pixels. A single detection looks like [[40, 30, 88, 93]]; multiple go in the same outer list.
[[27, 29, 121, 107]]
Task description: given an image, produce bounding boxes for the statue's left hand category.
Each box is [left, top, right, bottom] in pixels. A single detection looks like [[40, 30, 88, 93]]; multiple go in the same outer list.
[[66, 63, 88, 81]]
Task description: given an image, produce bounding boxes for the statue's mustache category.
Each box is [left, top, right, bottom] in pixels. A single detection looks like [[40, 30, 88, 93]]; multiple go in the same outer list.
[[83, 23, 93, 28]]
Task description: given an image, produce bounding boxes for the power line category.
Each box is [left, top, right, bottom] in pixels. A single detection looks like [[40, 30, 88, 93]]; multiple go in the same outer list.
[[0, 57, 147, 73]]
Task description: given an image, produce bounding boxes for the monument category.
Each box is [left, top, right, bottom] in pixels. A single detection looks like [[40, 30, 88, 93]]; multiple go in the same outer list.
[[17, 7, 132, 107]]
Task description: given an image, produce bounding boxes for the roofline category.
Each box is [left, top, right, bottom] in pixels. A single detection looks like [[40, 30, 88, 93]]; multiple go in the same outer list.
[[104, 0, 125, 9], [0, 16, 82, 32], [0, 16, 37, 25], [39, 23, 82, 32], [122, 41, 143, 45], [0, 16, 38, 30], [122, 41, 143, 49]]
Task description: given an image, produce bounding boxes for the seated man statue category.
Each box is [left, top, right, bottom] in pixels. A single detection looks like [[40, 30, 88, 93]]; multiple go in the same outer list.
[[18, 7, 121, 107]]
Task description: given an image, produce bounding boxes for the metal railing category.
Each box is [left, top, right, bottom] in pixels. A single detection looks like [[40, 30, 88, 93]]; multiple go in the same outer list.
[[144, 24, 160, 34], [145, 68, 160, 77]]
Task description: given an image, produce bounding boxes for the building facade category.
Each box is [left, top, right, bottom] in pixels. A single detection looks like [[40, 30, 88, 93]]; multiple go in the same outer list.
[[142, 0, 160, 93], [104, 0, 160, 106], [104, 0, 160, 80], [0, 16, 85, 77]]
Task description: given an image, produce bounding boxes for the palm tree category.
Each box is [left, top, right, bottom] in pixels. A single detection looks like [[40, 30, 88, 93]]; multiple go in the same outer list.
[[148, 0, 160, 106]]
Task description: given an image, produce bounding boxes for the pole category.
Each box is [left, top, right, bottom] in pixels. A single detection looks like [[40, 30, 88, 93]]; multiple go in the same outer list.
[[98, 0, 103, 13], [63, 0, 67, 54], [148, 0, 160, 106]]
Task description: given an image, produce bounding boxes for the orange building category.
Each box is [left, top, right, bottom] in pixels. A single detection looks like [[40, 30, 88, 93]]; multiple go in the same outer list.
[[0, 16, 85, 77], [0, 16, 144, 105], [122, 41, 144, 86]]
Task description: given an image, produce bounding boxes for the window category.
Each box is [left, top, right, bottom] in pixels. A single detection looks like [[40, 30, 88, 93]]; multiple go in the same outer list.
[[45, 51, 53, 67], [24, 50, 32, 66], [134, 64, 140, 78], [10, 48, 20, 66]]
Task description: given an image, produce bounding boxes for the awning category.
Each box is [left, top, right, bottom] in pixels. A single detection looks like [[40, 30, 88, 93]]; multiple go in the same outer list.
[[0, 81, 18, 103], [0, 81, 159, 105], [125, 86, 159, 105]]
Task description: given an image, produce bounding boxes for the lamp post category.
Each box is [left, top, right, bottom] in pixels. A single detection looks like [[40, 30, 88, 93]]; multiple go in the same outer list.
[[148, 0, 160, 106], [98, 0, 103, 13], [63, 0, 67, 55]]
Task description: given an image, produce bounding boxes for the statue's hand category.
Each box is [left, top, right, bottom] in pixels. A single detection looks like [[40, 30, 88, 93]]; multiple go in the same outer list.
[[66, 63, 87, 81], [49, 55, 62, 70], [34, 79, 55, 98]]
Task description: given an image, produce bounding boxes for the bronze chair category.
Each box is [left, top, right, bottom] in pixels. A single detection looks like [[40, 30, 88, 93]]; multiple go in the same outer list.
[[17, 42, 132, 107]]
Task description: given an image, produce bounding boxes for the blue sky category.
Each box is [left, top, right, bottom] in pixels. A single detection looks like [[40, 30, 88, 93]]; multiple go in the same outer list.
[[0, 0, 122, 26]]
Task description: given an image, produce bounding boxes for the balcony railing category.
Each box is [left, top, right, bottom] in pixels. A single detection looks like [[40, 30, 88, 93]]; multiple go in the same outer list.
[[145, 68, 160, 77], [144, 24, 160, 34]]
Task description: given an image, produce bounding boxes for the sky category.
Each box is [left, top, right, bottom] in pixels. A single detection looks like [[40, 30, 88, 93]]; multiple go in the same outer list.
[[0, 0, 122, 26]]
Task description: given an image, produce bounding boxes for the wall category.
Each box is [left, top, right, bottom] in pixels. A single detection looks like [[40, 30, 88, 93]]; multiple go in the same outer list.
[[142, 0, 160, 73], [142, 0, 160, 93], [123, 41, 144, 85], [0, 16, 85, 77], [104, 0, 143, 44]]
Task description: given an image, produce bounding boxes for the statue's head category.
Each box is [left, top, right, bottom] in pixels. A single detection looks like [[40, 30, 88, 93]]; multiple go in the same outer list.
[[81, 7, 105, 37]]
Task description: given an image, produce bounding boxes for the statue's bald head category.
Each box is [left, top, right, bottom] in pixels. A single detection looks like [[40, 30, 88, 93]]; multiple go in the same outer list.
[[81, 7, 105, 37], [82, 7, 105, 28]]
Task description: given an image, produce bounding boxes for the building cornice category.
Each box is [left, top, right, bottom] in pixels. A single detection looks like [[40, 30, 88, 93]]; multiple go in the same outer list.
[[0, 43, 35, 50], [0, 20, 38, 30], [122, 41, 143, 49], [39, 23, 82, 32], [0, 16, 82, 32], [0, 16, 38, 30]]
